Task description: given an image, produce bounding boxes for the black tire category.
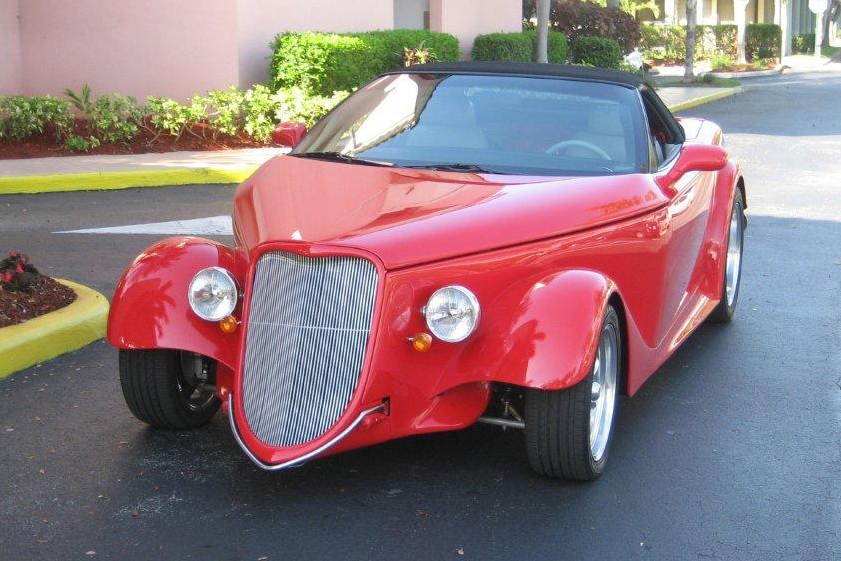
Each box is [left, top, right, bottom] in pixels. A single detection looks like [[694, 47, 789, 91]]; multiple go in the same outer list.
[[119, 349, 220, 429], [525, 306, 621, 481], [708, 189, 746, 323]]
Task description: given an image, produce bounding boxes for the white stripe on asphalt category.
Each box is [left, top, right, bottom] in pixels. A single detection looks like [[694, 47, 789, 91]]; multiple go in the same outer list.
[[55, 215, 234, 236]]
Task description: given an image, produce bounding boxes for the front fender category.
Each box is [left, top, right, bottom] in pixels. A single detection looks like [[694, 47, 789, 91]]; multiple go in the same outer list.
[[490, 269, 614, 390], [107, 237, 245, 369]]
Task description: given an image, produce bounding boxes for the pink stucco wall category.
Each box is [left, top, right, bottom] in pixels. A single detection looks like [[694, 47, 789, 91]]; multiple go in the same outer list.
[[237, 0, 395, 88], [4, 0, 522, 100], [0, 0, 22, 94], [17, 0, 239, 101], [430, 0, 523, 59]]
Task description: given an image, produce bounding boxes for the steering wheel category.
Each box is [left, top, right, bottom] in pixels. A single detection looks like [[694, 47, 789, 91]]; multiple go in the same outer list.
[[545, 140, 612, 160]]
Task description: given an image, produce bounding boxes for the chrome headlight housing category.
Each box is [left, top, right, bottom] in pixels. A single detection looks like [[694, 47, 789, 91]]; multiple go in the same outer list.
[[424, 285, 480, 342], [188, 267, 238, 321]]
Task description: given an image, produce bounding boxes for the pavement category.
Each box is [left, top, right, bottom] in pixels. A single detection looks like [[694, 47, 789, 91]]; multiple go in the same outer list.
[[1, 68, 840, 560]]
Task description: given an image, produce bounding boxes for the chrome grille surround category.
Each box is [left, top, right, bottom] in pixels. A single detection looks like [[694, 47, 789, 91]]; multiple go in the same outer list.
[[240, 251, 378, 447]]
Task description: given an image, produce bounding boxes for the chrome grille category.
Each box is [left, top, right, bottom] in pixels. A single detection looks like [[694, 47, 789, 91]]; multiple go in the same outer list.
[[240, 251, 378, 447]]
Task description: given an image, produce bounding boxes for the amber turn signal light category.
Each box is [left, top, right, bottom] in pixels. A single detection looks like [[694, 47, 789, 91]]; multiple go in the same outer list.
[[409, 332, 432, 352], [219, 315, 239, 333]]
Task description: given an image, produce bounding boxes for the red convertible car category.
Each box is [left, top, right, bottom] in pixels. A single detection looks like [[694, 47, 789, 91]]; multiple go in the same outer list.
[[108, 62, 746, 480]]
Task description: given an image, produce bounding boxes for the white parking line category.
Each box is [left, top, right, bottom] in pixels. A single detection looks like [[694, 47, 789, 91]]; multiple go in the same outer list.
[[55, 215, 234, 236]]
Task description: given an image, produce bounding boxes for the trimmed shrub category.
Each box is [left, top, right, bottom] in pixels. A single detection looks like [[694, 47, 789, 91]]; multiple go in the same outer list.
[[792, 33, 815, 54], [640, 24, 685, 63], [551, 0, 640, 54], [472, 30, 568, 63], [0, 95, 73, 141], [570, 36, 623, 69], [640, 23, 739, 63], [746, 23, 782, 60], [269, 30, 459, 96]]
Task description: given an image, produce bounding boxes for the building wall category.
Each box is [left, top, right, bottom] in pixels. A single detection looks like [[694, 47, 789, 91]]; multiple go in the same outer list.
[[430, 0, 522, 58], [0, 0, 22, 94], [237, 0, 394, 88], [17, 0, 240, 101]]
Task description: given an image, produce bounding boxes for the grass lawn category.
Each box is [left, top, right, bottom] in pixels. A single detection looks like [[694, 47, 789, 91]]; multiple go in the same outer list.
[[821, 45, 840, 57], [659, 76, 741, 88]]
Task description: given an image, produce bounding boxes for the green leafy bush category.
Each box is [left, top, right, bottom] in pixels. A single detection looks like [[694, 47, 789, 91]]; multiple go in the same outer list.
[[746, 24, 781, 60], [64, 134, 101, 152], [710, 51, 735, 71], [274, 87, 349, 128], [639, 24, 738, 63], [0, 95, 73, 140], [792, 33, 815, 54], [472, 30, 568, 63], [569, 36, 623, 68], [65, 86, 144, 144], [269, 30, 459, 96]]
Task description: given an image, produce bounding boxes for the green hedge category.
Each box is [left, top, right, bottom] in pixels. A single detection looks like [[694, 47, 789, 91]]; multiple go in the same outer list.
[[640, 24, 746, 63], [569, 36, 623, 69], [269, 30, 459, 96], [472, 30, 568, 63], [746, 23, 782, 60]]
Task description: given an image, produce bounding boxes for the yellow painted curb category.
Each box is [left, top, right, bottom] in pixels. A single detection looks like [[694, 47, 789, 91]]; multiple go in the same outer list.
[[0, 166, 257, 195], [0, 279, 109, 379], [667, 86, 743, 113]]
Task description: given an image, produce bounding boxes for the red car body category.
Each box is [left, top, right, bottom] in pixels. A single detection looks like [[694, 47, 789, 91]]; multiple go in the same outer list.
[[108, 65, 744, 471], [108, 117, 743, 468]]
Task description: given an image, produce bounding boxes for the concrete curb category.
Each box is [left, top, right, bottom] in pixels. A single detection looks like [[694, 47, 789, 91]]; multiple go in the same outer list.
[[0, 166, 257, 195], [708, 67, 783, 79], [667, 86, 743, 113], [0, 279, 109, 379]]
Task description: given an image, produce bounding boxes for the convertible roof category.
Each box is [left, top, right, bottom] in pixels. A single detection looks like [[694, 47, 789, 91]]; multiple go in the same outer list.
[[394, 61, 645, 88]]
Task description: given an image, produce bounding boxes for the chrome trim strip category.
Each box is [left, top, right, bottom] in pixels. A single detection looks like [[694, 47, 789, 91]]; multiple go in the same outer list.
[[227, 394, 385, 471]]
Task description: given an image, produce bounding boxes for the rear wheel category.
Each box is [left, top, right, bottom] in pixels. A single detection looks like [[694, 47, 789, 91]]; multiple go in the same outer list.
[[119, 349, 220, 429], [525, 306, 621, 480], [709, 189, 745, 323]]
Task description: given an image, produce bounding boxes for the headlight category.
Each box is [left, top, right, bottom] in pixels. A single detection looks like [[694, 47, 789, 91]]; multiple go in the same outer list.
[[424, 285, 480, 342], [188, 267, 238, 321]]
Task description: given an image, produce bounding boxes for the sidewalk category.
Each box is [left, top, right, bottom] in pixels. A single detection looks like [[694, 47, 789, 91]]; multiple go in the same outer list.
[[657, 86, 742, 112], [0, 84, 742, 195], [0, 147, 288, 194]]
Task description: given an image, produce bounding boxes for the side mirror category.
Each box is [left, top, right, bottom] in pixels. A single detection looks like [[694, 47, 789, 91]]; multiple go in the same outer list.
[[272, 121, 307, 148], [657, 144, 728, 196]]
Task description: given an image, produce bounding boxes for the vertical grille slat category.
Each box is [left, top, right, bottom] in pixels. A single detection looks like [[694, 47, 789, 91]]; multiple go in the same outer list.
[[241, 251, 378, 447]]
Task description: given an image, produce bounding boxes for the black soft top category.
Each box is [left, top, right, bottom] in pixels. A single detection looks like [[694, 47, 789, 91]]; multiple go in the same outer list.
[[392, 61, 644, 88]]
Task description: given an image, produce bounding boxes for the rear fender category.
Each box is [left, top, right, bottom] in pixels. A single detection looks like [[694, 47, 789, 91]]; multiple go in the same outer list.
[[107, 237, 246, 369]]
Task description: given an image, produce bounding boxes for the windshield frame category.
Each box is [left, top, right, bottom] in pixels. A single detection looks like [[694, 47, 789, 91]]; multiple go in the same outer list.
[[291, 71, 652, 177]]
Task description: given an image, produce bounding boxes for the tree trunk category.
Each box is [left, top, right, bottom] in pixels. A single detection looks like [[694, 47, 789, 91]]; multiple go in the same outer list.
[[735, 0, 748, 64], [535, 0, 551, 63], [684, 0, 697, 82]]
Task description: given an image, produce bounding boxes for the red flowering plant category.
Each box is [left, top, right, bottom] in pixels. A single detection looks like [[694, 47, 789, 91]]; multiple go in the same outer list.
[[0, 251, 40, 292]]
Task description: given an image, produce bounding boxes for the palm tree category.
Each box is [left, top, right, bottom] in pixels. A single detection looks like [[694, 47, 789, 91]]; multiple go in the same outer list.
[[535, 0, 551, 63], [684, 0, 698, 82]]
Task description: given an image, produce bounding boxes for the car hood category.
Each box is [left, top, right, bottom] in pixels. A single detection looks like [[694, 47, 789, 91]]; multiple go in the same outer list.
[[233, 155, 669, 270]]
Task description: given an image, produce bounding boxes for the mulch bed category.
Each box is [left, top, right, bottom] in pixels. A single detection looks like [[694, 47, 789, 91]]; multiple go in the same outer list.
[[0, 118, 272, 160], [0, 276, 77, 328]]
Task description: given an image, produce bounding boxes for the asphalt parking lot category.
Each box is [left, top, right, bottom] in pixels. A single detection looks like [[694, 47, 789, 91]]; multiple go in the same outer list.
[[1, 70, 840, 560]]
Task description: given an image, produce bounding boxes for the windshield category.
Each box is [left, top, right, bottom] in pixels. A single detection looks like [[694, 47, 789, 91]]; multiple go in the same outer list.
[[292, 73, 648, 176]]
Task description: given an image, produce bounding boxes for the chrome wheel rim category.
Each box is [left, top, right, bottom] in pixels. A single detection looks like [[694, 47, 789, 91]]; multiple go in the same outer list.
[[725, 203, 743, 308], [590, 323, 618, 463]]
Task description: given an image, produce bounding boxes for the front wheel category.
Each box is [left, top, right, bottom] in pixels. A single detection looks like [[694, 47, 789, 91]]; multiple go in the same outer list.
[[119, 349, 220, 429], [524, 306, 621, 480], [708, 189, 745, 323]]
